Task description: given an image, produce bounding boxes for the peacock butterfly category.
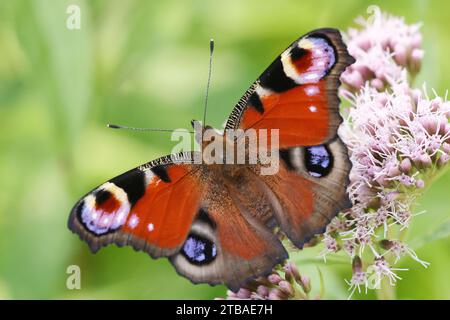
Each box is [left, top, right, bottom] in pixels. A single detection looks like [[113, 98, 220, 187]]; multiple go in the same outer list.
[[68, 28, 355, 291]]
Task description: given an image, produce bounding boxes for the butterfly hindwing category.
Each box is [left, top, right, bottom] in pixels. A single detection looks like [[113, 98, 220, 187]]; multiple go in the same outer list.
[[252, 137, 352, 248], [225, 28, 354, 148], [170, 171, 288, 291]]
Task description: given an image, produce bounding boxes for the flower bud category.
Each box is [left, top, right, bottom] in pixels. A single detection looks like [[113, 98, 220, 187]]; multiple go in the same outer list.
[[438, 154, 450, 167], [236, 288, 251, 299], [411, 88, 422, 105], [352, 256, 363, 273], [419, 115, 436, 134], [443, 143, 450, 154], [394, 44, 407, 66], [268, 273, 282, 285], [419, 153, 432, 167], [438, 117, 449, 135], [399, 173, 414, 186], [387, 166, 400, 178], [410, 48, 424, 73], [415, 179, 425, 188], [299, 275, 311, 294], [443, 102, 450, 118], [354, 63, 372, 78], [400, 158, 412, 173], [379, 239, 394, 250], [268, 288, 285, 300], [375, 174, 389, 187], [375, 92, 389, 107], [431, 97, 443, 112], [445, 124, 450, 142], [384, 191, 400, 203], [256, 285, 269, 298], [411, 33, 422, 49], [371, 78, 384, 90], [342, 71, 364, 89], [278, 280, 294, 297], [356, 37, 371, 50], [284, 261, 301, 283]]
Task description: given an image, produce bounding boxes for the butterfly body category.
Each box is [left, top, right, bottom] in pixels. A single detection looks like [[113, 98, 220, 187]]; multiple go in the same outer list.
[[69, 28, 355, 291]]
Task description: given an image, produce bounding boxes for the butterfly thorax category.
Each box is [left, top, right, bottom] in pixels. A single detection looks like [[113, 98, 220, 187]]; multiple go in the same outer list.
[[200, 160, 276, 227], [195, 122, 267, 167]]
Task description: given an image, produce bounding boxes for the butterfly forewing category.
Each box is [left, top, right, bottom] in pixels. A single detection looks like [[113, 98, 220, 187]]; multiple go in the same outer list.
[[226, 28, 355, 148], [68, 152, 204, 257]]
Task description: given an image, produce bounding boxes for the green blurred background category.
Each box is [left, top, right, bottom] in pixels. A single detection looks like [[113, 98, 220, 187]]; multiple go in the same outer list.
[[0, 0, 449, 299]]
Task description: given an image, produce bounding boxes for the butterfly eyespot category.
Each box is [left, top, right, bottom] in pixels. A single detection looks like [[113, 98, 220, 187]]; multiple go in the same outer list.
[[78, 182, 131, 235], [95, 189, 112, 204], [94, 189, 120, 212], [304, 145, 333, 177], [290, 46, 307, 61], [181, 234, 217, 265]]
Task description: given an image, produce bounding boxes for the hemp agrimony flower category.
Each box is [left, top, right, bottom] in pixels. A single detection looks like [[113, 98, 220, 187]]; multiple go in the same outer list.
[[329, 6, 449, 297], [341, 6, 423, 92]]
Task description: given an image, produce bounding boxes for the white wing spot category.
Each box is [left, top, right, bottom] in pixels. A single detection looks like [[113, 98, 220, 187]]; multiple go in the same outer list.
[[304, 73, 320, 81], [100, 216, 111, 227], [128, 214, 139, 229], [309, 105, 318, 112], [148, 223, 154, 232], [305, 85, 319, 96], [91, 211, 99, 220]]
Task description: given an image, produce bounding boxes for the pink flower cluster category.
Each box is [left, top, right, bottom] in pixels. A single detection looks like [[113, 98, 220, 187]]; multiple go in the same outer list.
[[322, 6, 450, 297], [341, 6, 423, 92]]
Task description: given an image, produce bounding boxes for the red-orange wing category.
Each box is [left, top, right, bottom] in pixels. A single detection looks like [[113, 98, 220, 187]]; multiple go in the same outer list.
[[68, 152, 204, 258], [170, 176, 288, 291], [69, 150, 288, 291], [253, 138, 352, 248], [225, 28, 354, 148]]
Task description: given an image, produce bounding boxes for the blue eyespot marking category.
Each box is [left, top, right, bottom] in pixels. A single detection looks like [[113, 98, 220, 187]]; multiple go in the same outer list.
[[181, 234, 217, 265], [304, 145, 333, 177]]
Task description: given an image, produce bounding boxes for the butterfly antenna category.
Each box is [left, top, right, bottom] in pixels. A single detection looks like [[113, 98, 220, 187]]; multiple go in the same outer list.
[[107, 124, 194, 134], [202, 39, 214, 127]]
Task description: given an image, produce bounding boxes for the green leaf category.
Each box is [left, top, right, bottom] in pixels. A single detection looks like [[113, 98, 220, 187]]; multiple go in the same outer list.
[[411, 218, 450, 249], [317, 267, 325, 299]]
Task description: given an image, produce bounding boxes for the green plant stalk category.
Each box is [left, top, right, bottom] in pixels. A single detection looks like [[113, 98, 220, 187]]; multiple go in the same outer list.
[[377, 277, 396, 300]]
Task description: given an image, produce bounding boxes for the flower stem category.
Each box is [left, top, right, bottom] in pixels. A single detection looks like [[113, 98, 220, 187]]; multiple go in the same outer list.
[[377, 278, 396, 300]]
